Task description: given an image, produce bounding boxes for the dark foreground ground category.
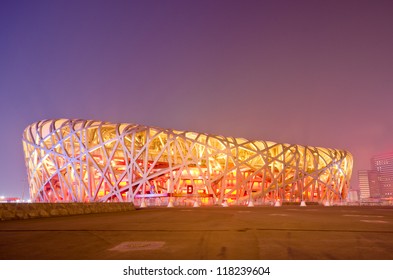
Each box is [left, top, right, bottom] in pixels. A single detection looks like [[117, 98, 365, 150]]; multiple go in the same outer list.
[[0, 205, 392, 260]]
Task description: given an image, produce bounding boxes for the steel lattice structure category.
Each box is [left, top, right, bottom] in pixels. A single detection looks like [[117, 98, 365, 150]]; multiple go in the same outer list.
[[22, 119, 353, 206]]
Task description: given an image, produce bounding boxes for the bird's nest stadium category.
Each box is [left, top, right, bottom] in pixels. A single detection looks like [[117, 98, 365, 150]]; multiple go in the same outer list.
[[22, 119, 353, 206]]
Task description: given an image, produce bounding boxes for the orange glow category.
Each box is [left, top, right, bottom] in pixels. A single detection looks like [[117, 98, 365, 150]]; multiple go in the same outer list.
[[118, 182, 127, 187], [23, 119, 353, 204]]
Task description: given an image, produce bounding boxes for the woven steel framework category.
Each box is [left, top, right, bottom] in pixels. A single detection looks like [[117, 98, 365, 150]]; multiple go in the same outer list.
[[22, 119, 353, 206]]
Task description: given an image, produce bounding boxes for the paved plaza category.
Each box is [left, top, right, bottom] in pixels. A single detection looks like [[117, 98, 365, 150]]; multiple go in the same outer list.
[[0, 206, 392, 260]]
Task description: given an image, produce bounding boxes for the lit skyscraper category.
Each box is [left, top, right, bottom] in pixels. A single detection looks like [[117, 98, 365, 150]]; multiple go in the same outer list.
[[371, 152, 393, 198], [358, 170, 371, 199], [358, 170, 379, 200]]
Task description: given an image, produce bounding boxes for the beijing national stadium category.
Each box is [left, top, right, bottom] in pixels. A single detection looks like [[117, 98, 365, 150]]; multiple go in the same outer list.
[[22, 119, 353, 207]]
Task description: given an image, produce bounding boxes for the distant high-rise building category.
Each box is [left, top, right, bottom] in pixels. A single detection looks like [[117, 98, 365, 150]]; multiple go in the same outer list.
[[358, 170, 371, 199], [367, 170, 380, 198], [371, 152, 393, 198], [360, 152, 393, 200]]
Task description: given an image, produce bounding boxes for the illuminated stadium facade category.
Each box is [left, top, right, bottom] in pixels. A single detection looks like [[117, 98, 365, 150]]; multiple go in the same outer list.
[[22, 119, 353, 206]]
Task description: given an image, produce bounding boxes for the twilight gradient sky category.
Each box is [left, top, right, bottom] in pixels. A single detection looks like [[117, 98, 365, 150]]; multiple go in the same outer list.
[[1, 0, 392, 197]]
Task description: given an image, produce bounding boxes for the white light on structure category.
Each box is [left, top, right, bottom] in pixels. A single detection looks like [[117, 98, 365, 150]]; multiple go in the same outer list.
[[22, 119, 353, 206]]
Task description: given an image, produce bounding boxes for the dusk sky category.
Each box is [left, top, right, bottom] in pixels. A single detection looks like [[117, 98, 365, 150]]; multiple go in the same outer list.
[[1, 0, 392, 197]]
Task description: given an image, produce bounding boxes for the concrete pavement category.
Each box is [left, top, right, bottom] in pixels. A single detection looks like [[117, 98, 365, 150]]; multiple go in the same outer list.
[[1, 205, 392, 260]]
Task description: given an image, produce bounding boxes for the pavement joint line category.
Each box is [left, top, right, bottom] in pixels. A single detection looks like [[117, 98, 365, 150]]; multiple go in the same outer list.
[[360, 220, 389, 223], [343, 215, 385, 217]]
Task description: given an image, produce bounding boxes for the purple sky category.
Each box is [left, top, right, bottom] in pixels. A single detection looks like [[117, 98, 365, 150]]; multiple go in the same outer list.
[[1, 0, 392, 197]]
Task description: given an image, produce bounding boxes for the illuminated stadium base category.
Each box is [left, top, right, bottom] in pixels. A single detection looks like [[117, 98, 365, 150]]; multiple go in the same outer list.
[[23, 119, 353, 206]]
